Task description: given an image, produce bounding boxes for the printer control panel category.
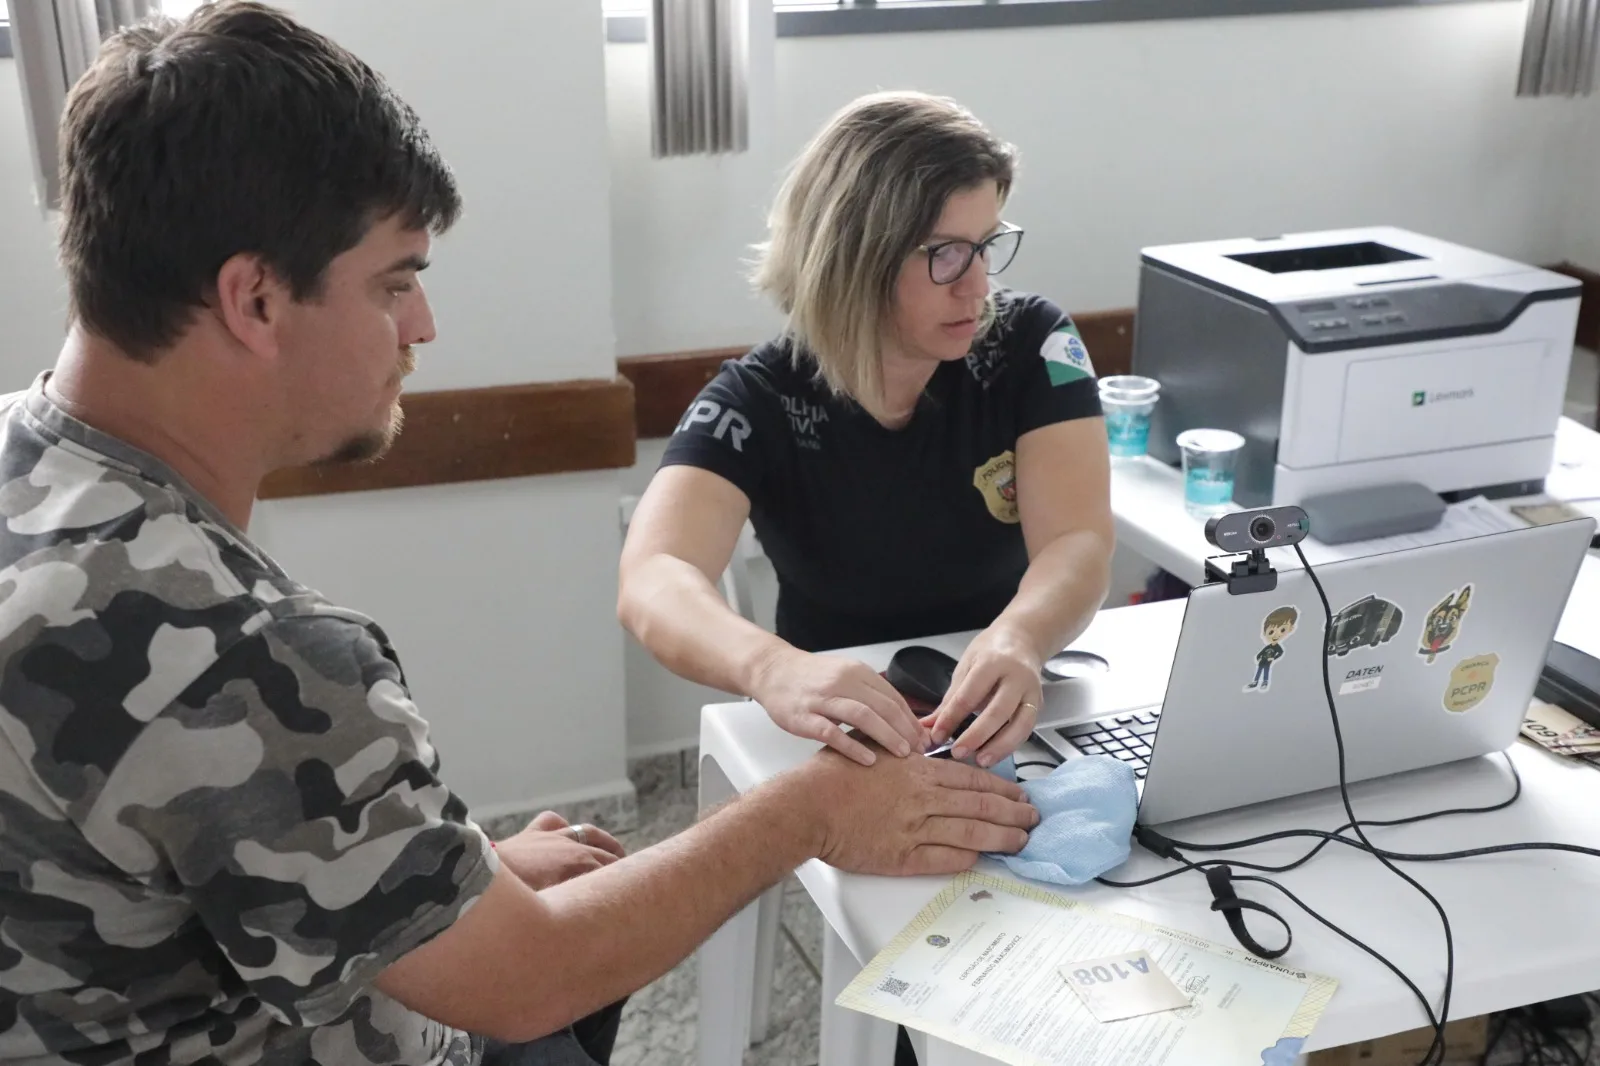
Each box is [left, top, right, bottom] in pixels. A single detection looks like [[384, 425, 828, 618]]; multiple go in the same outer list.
[[1275, 283, 1539, 353], [1299, 294, 1401, 332], [1292, 296, 1406, 336]]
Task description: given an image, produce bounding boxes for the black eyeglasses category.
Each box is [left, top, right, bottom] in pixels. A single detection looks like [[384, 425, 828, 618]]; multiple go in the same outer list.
[[916, 223, 1024, 285]]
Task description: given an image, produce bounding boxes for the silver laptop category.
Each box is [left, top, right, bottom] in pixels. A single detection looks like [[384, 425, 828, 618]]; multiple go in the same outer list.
[[1037, 518, 1595, 826]]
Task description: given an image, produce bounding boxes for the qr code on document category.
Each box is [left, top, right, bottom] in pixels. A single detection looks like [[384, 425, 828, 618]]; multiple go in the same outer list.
[[878, 977, 910, 998]]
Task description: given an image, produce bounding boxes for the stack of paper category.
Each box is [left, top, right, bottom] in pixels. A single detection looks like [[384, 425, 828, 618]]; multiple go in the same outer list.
[[837, 870, 1337, 1066], [1521, 700, 1600, 767]]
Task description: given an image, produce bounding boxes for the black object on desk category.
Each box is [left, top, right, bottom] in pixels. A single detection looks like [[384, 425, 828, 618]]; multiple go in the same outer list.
[[884, 645, 957, 706], [1537, 641, 1600, 728], [885, 645, 982, 758]]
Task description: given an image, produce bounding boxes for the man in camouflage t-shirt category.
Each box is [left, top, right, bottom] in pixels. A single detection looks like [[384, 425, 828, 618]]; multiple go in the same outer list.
[[0, 5, 1040, 1064], [0, 384, 501, 1064]]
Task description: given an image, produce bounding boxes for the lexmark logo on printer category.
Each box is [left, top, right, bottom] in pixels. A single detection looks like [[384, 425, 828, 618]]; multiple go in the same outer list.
[[1411, 387, 1475, 407]]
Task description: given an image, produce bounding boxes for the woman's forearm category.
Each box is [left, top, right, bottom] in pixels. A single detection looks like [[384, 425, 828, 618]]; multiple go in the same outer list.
[[618, 553, 791, 696], [992, 528, 1114, 663]]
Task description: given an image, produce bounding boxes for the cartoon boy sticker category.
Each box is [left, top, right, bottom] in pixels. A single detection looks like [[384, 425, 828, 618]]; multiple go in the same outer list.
[[1418, 584, 1473, 665], [1245, 606, 1299, 693]]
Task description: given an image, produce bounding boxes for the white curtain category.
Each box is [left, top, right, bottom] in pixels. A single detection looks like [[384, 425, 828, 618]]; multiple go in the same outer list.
[[10, 0, 158, 209], [650, 0, 749, 157], [1518, 0, 1600, 97]]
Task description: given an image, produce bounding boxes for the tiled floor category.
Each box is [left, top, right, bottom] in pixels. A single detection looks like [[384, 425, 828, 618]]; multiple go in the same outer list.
[[607, 751, 824, 1066]]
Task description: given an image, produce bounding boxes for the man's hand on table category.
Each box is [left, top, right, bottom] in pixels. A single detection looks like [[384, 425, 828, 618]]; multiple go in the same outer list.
[[774, 741, 1040, 877], [492, 811, 628, 890]]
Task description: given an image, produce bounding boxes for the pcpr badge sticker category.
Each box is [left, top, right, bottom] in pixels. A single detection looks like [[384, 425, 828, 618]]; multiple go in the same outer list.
[[1244, 605, 1299, 694], [1443, 654, 1499, 713], [1418, 584, 1473, 665]]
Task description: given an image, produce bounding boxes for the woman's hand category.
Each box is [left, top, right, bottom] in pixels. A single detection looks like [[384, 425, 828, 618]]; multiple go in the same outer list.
[[929, 624, 1043, 767], [751, 647, 927, 766]]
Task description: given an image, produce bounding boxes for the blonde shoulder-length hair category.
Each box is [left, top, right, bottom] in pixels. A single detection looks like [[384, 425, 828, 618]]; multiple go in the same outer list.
[[751, 91, 1016, 417]]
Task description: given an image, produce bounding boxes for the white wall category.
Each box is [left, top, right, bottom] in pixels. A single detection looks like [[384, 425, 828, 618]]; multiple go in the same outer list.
[[607, 1, 1582, 357], [248, 0, 627, 816], [0, 72, 69, 388], [1560, 98, 1600, 270], [279, 0, 616, 392]]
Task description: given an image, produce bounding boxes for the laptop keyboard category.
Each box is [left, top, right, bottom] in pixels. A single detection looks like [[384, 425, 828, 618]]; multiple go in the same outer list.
[[1057, 710, 1161, 779]]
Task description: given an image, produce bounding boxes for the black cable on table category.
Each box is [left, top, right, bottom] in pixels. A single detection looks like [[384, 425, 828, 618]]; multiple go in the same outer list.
[[1293, 542, 1460, 1066], [1090, 542, 1600, 1065]]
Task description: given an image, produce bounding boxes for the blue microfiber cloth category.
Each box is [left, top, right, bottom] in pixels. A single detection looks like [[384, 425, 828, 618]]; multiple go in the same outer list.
[[992, 756, 1138, 886]]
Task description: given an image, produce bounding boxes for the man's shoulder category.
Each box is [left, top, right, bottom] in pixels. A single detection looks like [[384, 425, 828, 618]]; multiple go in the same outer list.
[[0, 406, 396, 810], [0, 388, 30, 419]]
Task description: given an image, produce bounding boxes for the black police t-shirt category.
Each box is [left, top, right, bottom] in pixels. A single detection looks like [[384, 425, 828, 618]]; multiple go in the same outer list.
[[659, 290, 1101, 652]]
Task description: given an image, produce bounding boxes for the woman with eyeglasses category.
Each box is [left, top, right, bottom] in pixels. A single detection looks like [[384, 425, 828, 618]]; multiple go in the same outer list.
[[620, 90, 1113, 781]]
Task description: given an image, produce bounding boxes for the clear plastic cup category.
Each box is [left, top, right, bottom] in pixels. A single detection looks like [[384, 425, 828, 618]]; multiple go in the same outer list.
[[1176, 428, 1246, 518], [1097, 375, 1161, 458]]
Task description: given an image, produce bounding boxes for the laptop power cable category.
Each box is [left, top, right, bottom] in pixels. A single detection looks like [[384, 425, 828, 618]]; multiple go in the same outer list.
[[1096, 538, 1600, 1066]]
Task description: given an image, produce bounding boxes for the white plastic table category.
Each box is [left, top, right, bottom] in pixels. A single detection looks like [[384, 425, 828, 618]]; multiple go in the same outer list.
[[696, 599, 1600, 1066], [1109, 416, 1600, 591]]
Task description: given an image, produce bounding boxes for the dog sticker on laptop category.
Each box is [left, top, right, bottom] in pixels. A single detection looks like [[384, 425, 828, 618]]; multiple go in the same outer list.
[[1418, 584, 1473, 665], [1244, 605, 1299, 694]]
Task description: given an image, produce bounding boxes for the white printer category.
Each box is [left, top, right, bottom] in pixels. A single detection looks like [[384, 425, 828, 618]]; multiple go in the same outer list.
[[1132, 226, 1581, 507]]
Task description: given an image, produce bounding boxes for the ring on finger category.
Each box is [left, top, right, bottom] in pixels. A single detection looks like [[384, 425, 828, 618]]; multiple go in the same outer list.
[[565, 824, 588, 847]]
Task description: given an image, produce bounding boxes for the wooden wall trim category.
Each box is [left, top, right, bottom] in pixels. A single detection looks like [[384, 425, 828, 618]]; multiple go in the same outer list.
[[619, 346, 745, 439], [1070, 308, 1136, 381], [258, 377, 636, 499], [258, 304, 1136, 498], [1551, 262, 1600, 353], [619, 307, 1138, 440]]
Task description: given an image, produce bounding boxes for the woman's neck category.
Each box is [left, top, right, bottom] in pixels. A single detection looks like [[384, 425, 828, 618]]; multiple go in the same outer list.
[[876, 344, 941, 429]]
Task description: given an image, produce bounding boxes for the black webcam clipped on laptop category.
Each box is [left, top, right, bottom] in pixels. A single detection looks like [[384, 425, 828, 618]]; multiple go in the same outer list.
[[1205, 506, 1311, 553], [1203, 505, 1311, 596]]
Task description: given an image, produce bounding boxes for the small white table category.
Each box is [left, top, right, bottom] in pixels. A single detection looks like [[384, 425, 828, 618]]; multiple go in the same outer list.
[[1108, 415, 1600, 664], [1110, 416, 1600, 589], [695, 599, 1600, 1066]]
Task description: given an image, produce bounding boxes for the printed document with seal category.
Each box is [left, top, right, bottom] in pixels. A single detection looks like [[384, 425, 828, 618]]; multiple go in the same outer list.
[[836, 870, 1337, 1066]]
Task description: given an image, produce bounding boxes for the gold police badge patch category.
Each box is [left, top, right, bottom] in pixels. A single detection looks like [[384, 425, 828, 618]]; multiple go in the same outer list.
[[973, 451, 1020, 524]]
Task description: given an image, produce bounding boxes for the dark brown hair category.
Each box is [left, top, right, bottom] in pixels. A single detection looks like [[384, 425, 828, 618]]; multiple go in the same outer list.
[[58, 1, 461, 361]]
